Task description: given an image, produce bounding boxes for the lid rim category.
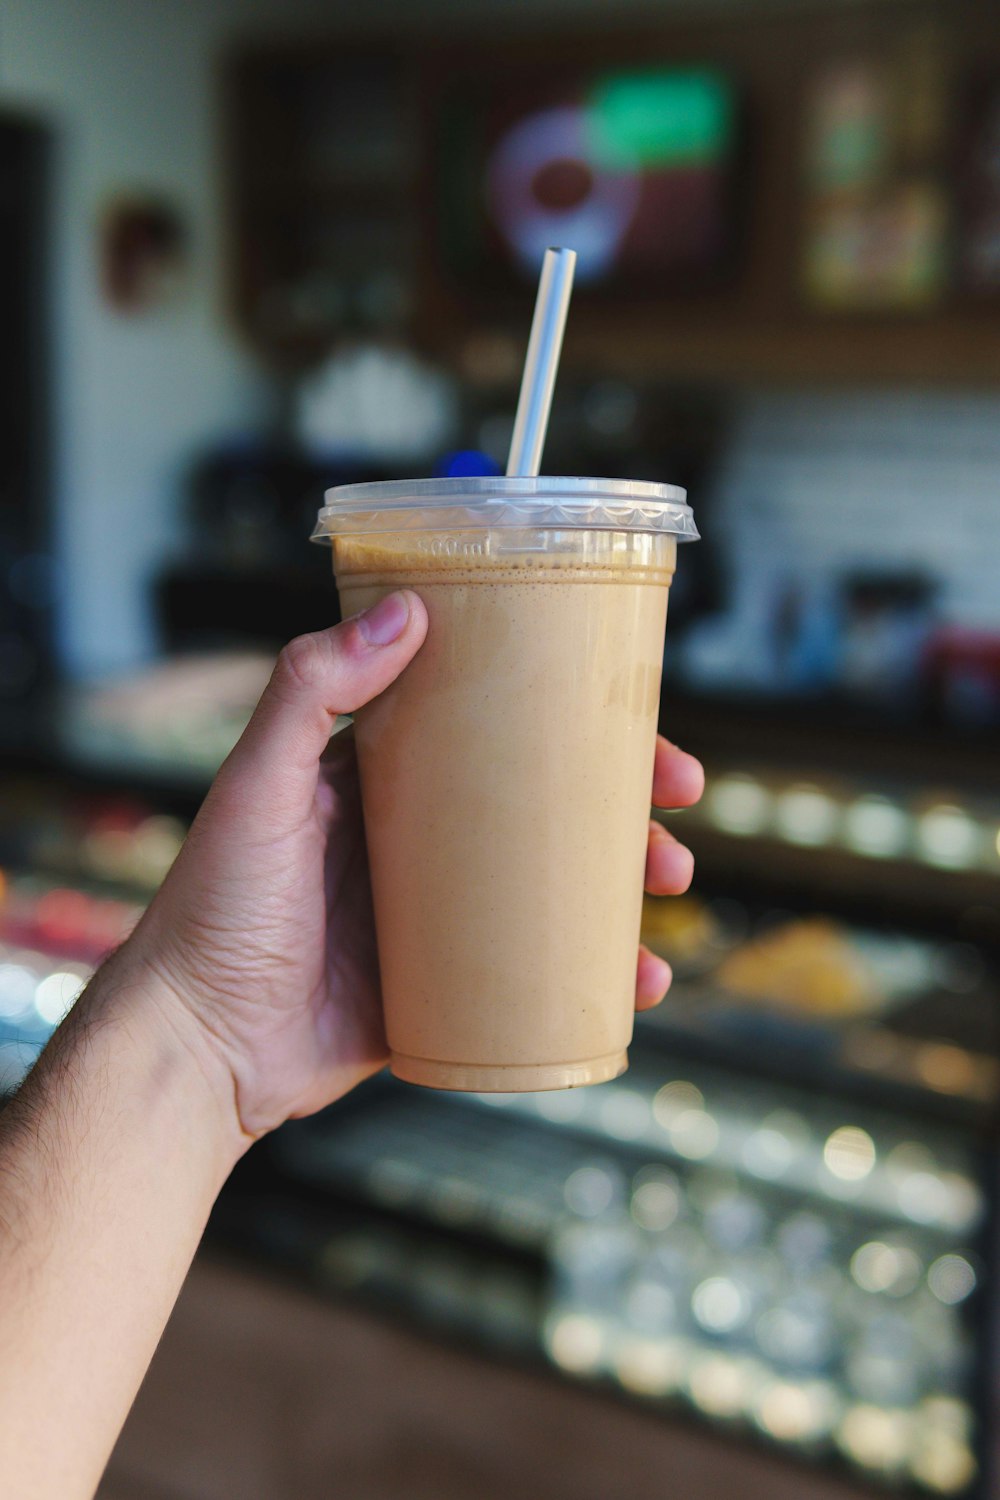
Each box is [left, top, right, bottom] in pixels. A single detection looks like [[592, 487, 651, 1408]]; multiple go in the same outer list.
[[312, 476, 697, 543], [321, 475, 688, 506]]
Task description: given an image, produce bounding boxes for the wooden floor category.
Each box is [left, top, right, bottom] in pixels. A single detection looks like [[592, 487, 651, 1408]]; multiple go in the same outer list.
[[96, 1254, 878, 1500]]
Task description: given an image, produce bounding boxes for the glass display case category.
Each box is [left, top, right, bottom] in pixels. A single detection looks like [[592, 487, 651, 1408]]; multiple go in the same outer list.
[[212, 936, 995, 1500], [1, 744, 995, 1499]]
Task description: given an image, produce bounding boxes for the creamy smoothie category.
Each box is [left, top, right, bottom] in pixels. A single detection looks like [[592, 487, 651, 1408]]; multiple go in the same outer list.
[[334, 527, 676, 1091]]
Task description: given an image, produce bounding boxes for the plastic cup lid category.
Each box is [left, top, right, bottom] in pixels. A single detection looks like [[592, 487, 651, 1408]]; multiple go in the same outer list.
[[311, 475, 697, 542]]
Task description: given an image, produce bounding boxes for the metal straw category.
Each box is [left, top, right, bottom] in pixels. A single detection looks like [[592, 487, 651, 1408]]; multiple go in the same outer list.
[[506, 247, 577, 477]]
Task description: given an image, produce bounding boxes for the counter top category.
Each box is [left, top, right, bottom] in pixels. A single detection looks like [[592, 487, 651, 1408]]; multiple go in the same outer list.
[[99, 1253, 879, 1500]]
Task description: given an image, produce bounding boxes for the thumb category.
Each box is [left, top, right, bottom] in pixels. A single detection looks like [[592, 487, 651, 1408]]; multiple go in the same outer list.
[[226, 589, 428, 792]]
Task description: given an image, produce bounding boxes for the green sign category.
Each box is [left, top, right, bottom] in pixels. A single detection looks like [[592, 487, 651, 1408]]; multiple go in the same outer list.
[[587, 69, 734, 170]]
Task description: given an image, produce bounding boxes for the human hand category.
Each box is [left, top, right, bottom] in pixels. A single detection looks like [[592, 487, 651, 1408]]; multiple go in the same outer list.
[[128, 592, 703, 1145], [638, 735, 704, 1008]]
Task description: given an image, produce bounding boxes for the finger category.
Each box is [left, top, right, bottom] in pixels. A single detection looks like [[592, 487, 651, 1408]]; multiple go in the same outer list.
[[645, 820, 695, 895], [652, 736, 705, 809], [636, 945, 672, 1010], [227, 590, 428, 794]]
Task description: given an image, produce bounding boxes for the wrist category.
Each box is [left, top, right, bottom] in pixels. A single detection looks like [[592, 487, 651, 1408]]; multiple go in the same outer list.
[[79, 942, 253, 1180]]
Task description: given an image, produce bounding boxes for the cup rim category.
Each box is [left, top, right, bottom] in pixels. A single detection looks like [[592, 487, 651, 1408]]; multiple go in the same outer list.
[[312, 475, 697, 542]]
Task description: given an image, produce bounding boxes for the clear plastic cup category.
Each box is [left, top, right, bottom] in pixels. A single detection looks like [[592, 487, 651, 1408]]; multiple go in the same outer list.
[[312, 477, 697, 1091]]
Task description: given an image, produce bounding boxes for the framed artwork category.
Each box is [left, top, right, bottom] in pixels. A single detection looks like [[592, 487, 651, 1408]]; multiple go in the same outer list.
[[431, 60, 744, 298], [800, 52, 949, 312], [99, 196, 187, 313]]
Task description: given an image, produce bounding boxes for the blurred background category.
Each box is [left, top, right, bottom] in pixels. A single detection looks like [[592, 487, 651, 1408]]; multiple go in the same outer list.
[[1, 1, 999, 1497]]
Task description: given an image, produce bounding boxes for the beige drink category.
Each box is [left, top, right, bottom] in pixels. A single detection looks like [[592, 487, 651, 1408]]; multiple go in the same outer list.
[[333, 522, 677, 1092]]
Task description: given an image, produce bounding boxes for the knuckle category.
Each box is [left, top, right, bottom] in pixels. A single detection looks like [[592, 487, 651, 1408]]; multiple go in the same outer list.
[[276, 632, 326, 694]]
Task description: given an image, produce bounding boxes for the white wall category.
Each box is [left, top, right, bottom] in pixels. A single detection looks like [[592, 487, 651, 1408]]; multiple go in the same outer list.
[[680, 388, 1000, 696], [0, 0, 334, 677], [713, 389, 1000, 633]]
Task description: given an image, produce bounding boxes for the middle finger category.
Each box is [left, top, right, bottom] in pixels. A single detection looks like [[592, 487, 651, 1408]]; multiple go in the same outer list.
[[652, 735, 705, 809], [645, 820, 695, 896]]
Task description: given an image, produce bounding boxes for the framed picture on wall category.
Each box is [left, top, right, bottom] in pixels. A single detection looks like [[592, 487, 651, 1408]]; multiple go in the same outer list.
[[429, 57, 745, 301], [799, 46, 950, 313]]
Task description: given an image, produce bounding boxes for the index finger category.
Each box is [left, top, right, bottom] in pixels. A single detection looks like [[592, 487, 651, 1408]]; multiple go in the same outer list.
[[652, 736, 705, 809]]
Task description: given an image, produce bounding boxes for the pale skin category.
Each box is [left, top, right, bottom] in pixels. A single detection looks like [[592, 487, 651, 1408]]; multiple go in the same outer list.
[[0, 588, 704, 1499]]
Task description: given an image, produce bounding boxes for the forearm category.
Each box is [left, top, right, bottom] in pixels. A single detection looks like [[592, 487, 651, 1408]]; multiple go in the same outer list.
[[0, 944, 246, 1500]]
